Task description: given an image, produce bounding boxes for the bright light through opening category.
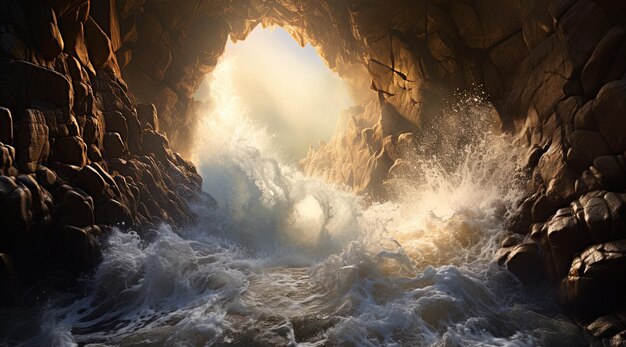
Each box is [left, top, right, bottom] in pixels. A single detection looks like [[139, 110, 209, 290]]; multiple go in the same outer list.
[[193, 26, 355, 161]]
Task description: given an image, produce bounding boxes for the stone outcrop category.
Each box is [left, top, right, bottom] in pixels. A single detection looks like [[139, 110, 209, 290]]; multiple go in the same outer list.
[[2, 0, 626, 341], [0, 0, 203, 304]]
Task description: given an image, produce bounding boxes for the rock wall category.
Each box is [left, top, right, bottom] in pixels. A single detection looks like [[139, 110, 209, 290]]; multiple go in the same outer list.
[[2, 0, 626, 339], [0, 0, 204, 303]]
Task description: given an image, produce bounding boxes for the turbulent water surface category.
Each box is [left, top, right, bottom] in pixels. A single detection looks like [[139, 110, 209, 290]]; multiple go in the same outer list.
[[1, 62, 590, 347]]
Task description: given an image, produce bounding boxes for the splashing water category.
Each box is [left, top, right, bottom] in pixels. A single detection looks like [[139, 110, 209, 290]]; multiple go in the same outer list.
[[0, 60, 590, 346]]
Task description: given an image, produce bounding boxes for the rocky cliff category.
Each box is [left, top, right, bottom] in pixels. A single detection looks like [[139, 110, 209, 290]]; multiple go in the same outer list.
[[1, 0, 626, 342]]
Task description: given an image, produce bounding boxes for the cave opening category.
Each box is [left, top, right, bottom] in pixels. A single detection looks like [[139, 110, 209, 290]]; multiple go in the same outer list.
[[191, 26, 358, 165]]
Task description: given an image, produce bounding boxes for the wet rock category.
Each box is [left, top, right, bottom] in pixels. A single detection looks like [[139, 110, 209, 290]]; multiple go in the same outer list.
[[559, 239, 626, 315], [60, 225, 100, 271], [95, 198, 133, 226], [502, 242, 546, 285], [586, 313, 626, 339]]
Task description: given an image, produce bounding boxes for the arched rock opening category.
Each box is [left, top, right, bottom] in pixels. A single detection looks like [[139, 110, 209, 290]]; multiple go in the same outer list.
[[2, 0, 626, 335]]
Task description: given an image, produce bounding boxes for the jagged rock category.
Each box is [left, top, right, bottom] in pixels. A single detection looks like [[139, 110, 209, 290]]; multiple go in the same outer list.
[[559, 239, 626, 315], [14, 109, 50, 173], [59, 21, 94, 74], [85, 16, 117, 71], [27, 3, 64, 60], [103, 111, 128, 140], [136, 103, 159, 131], [90, 0, 122, 52], [87, 144, 103, 162]]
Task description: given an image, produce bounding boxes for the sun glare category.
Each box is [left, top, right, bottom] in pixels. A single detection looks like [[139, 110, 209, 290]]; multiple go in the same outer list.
[[193, 26, 354, 161]]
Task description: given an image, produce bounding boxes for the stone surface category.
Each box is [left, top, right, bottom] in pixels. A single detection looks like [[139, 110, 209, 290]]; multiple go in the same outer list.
[[0, 0, 625, 330], [559, 239, 626, 315]]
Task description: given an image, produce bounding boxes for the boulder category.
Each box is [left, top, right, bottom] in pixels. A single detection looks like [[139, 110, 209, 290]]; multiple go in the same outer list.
[[590, 155, 626, 191], [103, 132, 125, 158], [586, 313, 626, 339], [502, 241, 546, 285], [593, 81, 626, 152], [559, 239, 626, 315], [84, 16, 117, 71], [566, 130, 610, 173], [136, 103, 159, 131], [61, 189, 94, 227], [90, 0, 122, 52], [60, 225, 100, 271], [87, 144, 102, 162], [0, 176, 32, 237], [95, 198, 132, 226], [103, 111, 128, 140], [27, 3, 64, 60], [0, 60, 71, 111], [59, 21, 94, 74], [581, 27, 626, 97], [76, 164, 106, 199], [51, 136, 87, 167]]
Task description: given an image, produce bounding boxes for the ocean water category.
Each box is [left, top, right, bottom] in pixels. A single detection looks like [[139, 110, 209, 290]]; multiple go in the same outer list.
[[0, 62, 589, 347]]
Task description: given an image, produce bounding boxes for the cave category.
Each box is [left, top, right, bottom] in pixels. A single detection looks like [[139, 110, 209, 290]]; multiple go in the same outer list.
[[1, 0, 626, 345]]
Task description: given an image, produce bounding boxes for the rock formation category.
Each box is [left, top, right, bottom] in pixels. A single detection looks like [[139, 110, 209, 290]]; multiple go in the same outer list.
[[1, 0, 626, 342]]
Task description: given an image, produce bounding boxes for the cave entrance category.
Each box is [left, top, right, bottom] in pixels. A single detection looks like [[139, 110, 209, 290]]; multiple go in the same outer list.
[[191, 26, 355, 165]]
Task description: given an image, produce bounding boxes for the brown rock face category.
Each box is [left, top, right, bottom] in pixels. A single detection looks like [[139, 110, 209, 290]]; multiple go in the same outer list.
[[1, 0, 626, 332]]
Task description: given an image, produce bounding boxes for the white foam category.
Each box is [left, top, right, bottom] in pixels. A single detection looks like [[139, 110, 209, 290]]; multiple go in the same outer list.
[[6, 65, 590, 347]]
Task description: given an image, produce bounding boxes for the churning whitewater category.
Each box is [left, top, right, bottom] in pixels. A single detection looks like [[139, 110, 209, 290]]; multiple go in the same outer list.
[[6, 61, 587, 347]]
